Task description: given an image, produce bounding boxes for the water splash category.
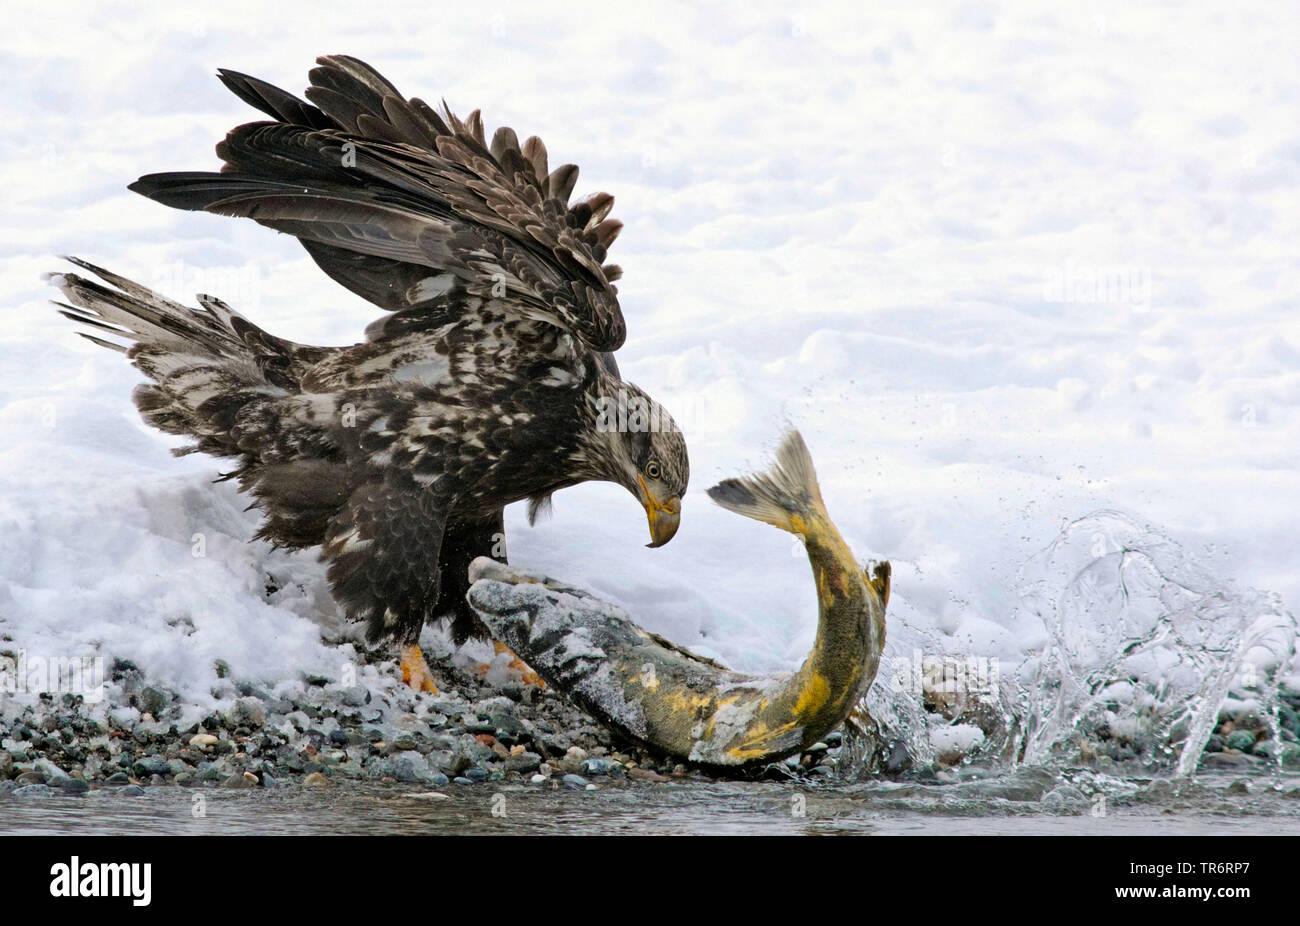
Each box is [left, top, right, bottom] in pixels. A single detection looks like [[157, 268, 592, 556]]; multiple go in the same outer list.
[[847, 510, 1296, 780], [1012, 510, 1294, 776]]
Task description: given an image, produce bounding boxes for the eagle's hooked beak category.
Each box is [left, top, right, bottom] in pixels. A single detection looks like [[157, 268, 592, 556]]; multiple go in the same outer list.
[[638, 474, 681, 548]]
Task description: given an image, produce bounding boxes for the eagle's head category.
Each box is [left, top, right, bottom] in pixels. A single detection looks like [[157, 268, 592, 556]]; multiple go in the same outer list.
[[585, 383, 689, 547]]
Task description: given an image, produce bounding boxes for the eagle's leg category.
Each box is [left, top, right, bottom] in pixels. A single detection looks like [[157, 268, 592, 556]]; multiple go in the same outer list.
[[322, 473, 450, 696], [399, 643, 439, 694], [439, 511, 545, 687], [439, 511, 507, 644]]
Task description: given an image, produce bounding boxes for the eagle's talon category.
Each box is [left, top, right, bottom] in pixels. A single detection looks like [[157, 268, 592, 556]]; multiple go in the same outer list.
[[399, 643, 439, 694], [490, 640, 546, 688]]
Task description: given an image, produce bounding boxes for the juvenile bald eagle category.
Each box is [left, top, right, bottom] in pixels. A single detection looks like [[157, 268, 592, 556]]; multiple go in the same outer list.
[[50, 55, 688, 692]]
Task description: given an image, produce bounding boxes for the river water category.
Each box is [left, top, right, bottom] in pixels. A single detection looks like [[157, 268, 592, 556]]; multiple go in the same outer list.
[[4, 768, 1298, 836]]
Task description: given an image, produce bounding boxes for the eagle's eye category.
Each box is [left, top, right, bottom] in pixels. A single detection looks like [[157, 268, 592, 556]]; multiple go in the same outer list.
[[646, 461, 662, 480]]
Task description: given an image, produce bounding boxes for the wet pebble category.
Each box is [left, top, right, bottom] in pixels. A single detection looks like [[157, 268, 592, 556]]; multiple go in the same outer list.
[[33, 758, 66, 780], [132, 755, 170, 778], [1224, 730, 1256, 753], [627, 767, 669, 783], [13, 784, 56, 797], [227, 698, 267, 728], [1041, 784, 1088, 811], [883, 740, 913, 775], [48, 775, 90, 794], [580, 757, 624, 778], [1200, 751, 1255, 769], [138, 687, 169, 716], [504, 752, 541, 774], [338, 686, 369, 707]]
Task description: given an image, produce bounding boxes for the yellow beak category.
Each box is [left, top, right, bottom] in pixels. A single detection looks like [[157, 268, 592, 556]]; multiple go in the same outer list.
[[638, 475, 681, 548]]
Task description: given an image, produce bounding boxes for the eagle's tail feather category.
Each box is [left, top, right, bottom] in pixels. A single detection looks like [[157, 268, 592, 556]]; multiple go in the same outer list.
[[47, 258, 295, 458], [49, 257, 245, 356], [705, 430, 827, 537]]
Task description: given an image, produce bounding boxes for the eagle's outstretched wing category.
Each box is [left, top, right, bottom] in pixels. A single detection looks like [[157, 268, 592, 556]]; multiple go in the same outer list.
[[129, 54, 628, 352]]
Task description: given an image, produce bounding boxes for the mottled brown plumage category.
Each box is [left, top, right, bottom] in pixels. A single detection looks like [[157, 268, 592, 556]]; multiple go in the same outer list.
[[49, 55, 688, 655]]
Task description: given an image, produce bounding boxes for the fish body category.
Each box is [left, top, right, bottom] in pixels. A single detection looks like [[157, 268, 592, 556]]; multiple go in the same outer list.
[[467, 431, 889, 767]]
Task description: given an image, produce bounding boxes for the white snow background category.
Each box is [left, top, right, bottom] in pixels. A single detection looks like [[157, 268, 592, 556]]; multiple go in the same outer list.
[[1, 0, 1297, 709]]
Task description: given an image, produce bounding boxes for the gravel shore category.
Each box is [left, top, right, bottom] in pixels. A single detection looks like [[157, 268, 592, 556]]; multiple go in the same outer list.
[[3, 644, 1297, 799], [0, 647, 858, 798]]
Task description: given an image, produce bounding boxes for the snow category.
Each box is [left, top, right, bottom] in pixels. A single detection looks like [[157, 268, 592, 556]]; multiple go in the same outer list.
[[1, 1, 1297, 709]]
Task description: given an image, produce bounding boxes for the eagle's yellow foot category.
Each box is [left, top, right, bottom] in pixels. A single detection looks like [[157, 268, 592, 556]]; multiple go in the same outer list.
[[476, 640, 546, 688], [399, 643, 439, 694]]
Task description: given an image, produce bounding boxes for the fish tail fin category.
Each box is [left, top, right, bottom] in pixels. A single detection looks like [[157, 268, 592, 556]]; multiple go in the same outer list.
[[706, 430, 828, 537]]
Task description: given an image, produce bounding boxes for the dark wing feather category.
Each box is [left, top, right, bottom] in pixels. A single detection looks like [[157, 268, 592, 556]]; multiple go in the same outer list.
[[216, 68, 334, 130], [130, 55, 628, 351]]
